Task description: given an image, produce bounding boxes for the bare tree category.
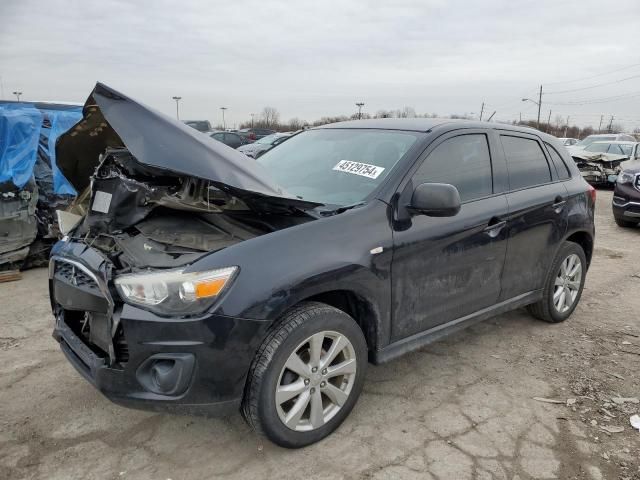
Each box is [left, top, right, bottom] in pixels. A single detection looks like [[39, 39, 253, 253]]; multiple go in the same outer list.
[[287, 117, 304, 131], [398, 106, 416, 118], [260, 107, 280, 128]]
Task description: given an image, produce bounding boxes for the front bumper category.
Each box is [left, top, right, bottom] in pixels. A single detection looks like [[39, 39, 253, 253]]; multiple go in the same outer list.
[[612, 182, 640, 220], [49, 241, 269, 416]]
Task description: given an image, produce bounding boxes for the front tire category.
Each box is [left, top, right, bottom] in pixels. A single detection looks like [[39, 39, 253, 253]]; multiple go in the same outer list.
[[242, 302, 367, 448], [528, 242, 587, 323]]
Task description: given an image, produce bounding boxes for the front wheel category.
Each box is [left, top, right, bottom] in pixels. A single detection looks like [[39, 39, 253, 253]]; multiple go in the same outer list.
[[528, 242, 587, 323], [242, 302, 367, 448]]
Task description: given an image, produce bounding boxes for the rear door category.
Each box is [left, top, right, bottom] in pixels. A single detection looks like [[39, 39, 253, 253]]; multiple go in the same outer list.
[[499, 133, 568, 300], [390, 130, 509, 341]]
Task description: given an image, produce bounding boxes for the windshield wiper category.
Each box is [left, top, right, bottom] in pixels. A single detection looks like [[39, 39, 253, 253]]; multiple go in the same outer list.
[[317, 201, 366, 216]]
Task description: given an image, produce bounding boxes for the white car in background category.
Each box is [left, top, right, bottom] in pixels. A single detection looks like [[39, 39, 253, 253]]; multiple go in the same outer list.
[[568, 133, 637, 154], [582, 141, 637, 157]]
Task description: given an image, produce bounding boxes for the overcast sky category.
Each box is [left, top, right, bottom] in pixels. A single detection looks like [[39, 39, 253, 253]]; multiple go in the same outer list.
[[1, 0, 640, 129]]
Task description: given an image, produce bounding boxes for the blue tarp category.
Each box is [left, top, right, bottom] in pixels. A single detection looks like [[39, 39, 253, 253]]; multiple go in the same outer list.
[[41, 108, 82, 195], [0, 101, 82, 194], [0, 104, 43, 188]]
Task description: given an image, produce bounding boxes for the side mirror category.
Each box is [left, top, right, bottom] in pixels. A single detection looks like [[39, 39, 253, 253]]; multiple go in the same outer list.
[[408, 183, 461, 217]]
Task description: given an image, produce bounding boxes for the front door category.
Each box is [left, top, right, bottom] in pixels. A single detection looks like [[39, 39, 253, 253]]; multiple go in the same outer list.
[[391, 131, 508, 341]]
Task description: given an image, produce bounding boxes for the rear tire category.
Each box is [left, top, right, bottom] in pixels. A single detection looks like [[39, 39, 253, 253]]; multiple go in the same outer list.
[[528, 242, 586, 323], [242, 302, 367, 448], [614, 216, 638, 228]]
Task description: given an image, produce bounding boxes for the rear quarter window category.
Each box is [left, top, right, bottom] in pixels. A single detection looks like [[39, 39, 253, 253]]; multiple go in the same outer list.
[[500, 135, 552, 190], [544, 142, 571, 180]]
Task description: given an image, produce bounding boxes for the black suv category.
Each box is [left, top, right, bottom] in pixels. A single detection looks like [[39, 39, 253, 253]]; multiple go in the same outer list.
[[50, 84, 595, 448], [613, 165, 640, 227]]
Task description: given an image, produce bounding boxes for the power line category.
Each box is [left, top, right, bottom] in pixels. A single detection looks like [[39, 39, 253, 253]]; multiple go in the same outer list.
[[545, 74, 640, 94], [545, 90, 640, 106], [544, 61, 640, 86]]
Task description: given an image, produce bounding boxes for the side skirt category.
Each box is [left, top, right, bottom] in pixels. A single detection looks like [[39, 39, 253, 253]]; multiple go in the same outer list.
[[370, 290, 542, 365]]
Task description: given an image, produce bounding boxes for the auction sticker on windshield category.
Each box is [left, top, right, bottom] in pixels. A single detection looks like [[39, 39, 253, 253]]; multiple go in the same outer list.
[[333, 160, 385, 179]]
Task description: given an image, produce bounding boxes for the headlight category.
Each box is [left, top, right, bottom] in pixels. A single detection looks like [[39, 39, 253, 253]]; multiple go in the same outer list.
[[114, 266, 238, 316], [617, 172, 634, 184]]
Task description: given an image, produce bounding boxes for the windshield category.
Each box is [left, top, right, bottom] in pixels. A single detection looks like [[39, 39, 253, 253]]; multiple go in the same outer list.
[[256, 134, 279, 145], [576, 135, 615, 147], [185, 120, 211, 132], [585, 143, 610, 153], [256, 128, 420, 205]]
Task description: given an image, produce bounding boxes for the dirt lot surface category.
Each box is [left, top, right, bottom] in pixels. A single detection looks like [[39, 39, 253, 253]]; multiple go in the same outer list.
[[1, 189, 639, 480]]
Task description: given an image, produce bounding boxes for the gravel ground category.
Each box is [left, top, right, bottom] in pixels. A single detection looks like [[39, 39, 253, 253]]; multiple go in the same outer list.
[[1, 189, 639, 480]]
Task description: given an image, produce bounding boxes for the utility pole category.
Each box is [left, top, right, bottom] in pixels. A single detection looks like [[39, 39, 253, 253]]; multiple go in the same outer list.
[[13, 91, 22, 101], [220, 107, 227, 130], [598, 115, 604, 133], [519, 112, 522, 123], [171, 96, 181, 120], [250, 113, 255, 128], [564, 116, 570, 137], [479, 102, 485, 121], [355, 102, 365, 120], [607, 115, 614, 133], [522, 86, 543, 129], [547, 109, 552, 132], [487, 111, 496, 122], [537, 85, 542, 130]]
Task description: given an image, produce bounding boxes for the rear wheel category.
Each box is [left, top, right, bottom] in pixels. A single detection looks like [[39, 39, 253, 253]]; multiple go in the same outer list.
[[242, 302, 367, 448], [528, 242, 586, 323], [614, 216, 638, 228]]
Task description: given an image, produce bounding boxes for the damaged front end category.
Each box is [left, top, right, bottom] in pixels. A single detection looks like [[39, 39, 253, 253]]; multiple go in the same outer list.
[[572, 152, 628, 185], [50, 83, 319, 373]]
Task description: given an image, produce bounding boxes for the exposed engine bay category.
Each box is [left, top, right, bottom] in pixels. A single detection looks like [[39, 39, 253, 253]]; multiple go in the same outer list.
[[66, 149, 314, 273], [54, 83, 321, 274]]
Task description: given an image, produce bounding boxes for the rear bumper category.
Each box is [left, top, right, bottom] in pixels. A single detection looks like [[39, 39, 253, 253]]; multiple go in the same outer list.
[[49, 241, 270, 417]]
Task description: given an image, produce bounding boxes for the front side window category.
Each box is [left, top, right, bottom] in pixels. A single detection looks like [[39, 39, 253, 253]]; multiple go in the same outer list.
[[412, 134, 493, 202], [618, 144, 633, 156], [501, 135, 551, 190], [257, 128, 420, 205]]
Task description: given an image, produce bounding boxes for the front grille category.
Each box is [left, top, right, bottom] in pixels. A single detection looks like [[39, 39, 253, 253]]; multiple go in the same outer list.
[[627, 204, 640, 215]]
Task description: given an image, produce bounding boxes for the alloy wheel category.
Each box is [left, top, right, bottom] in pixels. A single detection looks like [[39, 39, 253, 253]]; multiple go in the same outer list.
[[276, 331, 357, 432], [553, 253, 582, 313]]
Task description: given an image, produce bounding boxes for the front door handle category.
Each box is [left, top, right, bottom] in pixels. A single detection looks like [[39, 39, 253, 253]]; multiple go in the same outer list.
[[483, 217, 506, 237]]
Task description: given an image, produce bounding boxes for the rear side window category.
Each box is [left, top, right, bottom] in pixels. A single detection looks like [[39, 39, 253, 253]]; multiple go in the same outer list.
[[544, 143, 571, 180], [413, 134, 493, 202], [500, 136, 551, 190]]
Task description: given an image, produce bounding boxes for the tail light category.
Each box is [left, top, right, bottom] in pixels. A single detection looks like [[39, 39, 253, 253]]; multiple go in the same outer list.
[[588, 184, 596, 204], [249, 133, 256, 140]]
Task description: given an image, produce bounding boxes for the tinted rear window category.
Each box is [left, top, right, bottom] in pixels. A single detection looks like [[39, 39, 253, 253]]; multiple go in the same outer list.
[[501, 136, 551, 190]]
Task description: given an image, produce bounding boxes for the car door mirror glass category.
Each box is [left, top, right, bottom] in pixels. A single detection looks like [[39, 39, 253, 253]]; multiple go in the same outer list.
[[409, 182, 461, 217]]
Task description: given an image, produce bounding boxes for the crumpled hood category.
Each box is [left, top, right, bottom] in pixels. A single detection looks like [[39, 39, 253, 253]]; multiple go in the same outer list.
[[57, 82, 318, 210], [571, 152, 628, 163]]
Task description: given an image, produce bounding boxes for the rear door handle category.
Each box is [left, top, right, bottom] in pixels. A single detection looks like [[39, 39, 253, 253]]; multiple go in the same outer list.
[[552, 196, 567, 212], [483, 218, 506, 237]]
